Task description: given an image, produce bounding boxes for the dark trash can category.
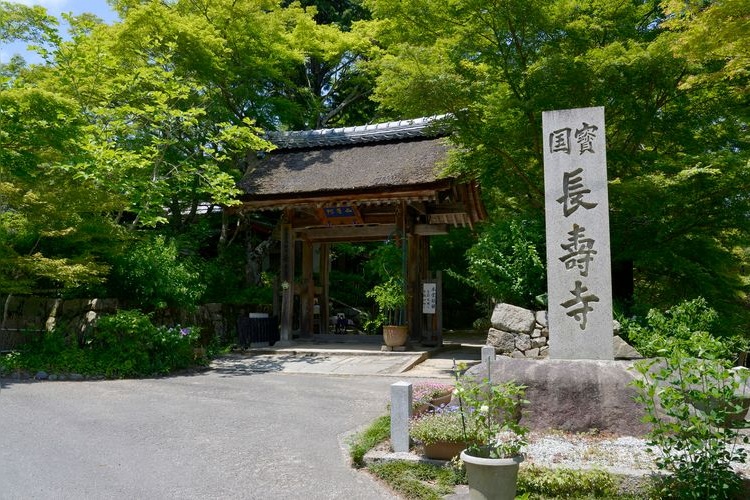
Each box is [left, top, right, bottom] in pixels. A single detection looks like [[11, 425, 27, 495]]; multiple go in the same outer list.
[[237, 315, 279, 348]]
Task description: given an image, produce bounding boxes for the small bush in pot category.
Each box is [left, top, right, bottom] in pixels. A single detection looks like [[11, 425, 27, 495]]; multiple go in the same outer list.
[[367, 276, 408, 346], [366, 276, 406, 326], [454, 360, 529, 500], [410, 405, 476, 460], [455, 376, 528, 459]]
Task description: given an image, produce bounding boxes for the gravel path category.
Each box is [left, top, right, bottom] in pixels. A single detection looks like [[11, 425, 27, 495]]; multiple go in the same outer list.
[[524, 431, 750, 478]]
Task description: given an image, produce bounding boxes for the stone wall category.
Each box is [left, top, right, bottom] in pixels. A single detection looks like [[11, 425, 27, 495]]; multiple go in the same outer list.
[[486, 303, 641, 360], [0, 296, 258, 350], [0, 297, 118, 350]]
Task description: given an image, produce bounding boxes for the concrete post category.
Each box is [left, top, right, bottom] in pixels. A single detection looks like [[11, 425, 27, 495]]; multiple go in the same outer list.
[[390, 381, 412, 452], [481, 346, 496, 364]]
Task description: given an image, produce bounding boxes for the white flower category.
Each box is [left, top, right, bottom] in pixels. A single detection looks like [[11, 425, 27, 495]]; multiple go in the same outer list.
[[479, 405, 489, 414]]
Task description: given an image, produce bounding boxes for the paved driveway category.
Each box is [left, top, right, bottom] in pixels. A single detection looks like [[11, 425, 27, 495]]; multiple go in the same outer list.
[[0, 371, 400, 499]]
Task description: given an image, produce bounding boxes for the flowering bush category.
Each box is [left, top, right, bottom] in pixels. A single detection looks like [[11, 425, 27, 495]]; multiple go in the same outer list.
[[91, 310, 203, 377], [410, 405, 474, 445], [454, 364, 529, 459]]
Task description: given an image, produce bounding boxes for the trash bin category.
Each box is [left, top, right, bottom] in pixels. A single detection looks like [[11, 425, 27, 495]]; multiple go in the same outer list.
[[237, 314, 279, 348]]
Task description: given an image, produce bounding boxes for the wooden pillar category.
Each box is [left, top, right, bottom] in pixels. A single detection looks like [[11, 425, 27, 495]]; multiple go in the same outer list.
[[319, 243, 330, 335], [300, 240, 314, 338], [418, 236, 428, 344], [407, 234, 425, 342], [279, 211, 295, 346], [435, 270, 443, 345], [404, 200, 422, 342]]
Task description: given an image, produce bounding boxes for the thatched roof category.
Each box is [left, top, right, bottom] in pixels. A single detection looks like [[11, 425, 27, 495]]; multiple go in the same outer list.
[[239, 137, 450, 198], [236, 116, 486, 231]]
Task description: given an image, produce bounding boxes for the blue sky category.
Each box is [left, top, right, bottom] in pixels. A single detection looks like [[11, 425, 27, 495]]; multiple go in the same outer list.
[[1, 0, 119, 64]]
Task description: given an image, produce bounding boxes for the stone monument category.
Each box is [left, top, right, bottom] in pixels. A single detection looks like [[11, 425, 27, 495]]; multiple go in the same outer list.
[[543, 106, 613, 360]]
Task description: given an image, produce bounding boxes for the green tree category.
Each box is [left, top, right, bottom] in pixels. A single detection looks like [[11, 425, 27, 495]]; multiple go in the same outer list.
[[0, 81, 112, 300], [110, 235, 204, 310], [1, 0, 378, 308], [360, 0, 750, 327]]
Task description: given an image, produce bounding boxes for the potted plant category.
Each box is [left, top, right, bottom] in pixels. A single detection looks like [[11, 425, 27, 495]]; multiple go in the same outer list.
[[366, 276, 408, 347], [410, 405, 476, 460], [412, 381, 455, 415], [454, 362, 529, 500]]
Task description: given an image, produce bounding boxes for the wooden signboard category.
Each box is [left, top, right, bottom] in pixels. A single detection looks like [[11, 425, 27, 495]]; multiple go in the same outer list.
[[317, 205, 363, 226]]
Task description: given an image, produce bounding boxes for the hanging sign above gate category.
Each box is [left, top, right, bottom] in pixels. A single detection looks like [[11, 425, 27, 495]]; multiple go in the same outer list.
[[317, 205, 363, 225]]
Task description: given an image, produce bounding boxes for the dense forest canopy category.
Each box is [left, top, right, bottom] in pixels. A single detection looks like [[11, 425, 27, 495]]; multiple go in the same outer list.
[[0, 0, 747, 332]]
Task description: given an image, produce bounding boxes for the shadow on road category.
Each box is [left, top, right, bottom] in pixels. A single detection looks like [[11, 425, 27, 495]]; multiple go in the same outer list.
[[210, 353, 331, 377]]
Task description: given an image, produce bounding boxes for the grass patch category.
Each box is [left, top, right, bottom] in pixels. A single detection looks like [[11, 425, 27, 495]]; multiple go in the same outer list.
[[368, 461, 462, 500], [349, 415, 645, 499], [349, 414, 390, 468], [365, 459, 645, 499]]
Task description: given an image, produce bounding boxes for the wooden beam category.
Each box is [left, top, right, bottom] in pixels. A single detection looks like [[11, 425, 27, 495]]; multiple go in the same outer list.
[[240, 187, 444, 210], [414, 224, 449, 236], [295, 224, 397, 243], [429, 202, 467, 214], [291, 211, 396, 229]]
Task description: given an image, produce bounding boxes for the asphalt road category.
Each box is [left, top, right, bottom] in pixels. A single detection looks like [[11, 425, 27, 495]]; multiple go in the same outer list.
[[0, 371, 400, 500]]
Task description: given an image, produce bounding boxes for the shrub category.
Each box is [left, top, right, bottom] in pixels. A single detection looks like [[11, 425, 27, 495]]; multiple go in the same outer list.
[[92, 310, 200, 377], [632, 351, 750, 499], [454, 365, 529, 459], [110, 235, 204, 310], [0, 310, 203, 378], [517, 465, 619, 498], [623, 297, 745, 360], [450, 218, 546, 310], [0, 330, 88, 374]]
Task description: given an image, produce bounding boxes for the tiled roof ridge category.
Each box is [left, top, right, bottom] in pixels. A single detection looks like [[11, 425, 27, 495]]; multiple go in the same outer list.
[[268, 114, 450, 149]]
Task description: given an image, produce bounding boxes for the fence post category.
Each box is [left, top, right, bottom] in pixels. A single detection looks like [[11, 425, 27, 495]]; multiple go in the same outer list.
[[390, 381, 412, 452]]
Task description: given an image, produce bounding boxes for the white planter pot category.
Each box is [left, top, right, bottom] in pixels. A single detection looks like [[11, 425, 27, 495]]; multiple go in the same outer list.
[[460, 451, 523, 500]]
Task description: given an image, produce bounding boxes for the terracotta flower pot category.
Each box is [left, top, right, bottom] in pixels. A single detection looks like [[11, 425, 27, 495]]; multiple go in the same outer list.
[[460, 451, 523, 500], [423, 440, 467, 460], [383, 325, 408, 347], [430, 392, 452, 408]]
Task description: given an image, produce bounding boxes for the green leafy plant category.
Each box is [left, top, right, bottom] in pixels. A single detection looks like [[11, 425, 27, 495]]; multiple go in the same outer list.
[[110, 235, 205, 310], [632, 351, 750, 499], [0, 310, 204, 378], [449, 218, 546, 310], [366, 276, 406, 326], [623, 297, 745, 360], [517, 465, 619, 498], [0, 330, 88, 375], [454, 362, 529, 459], [92, 310, 201, 377]]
